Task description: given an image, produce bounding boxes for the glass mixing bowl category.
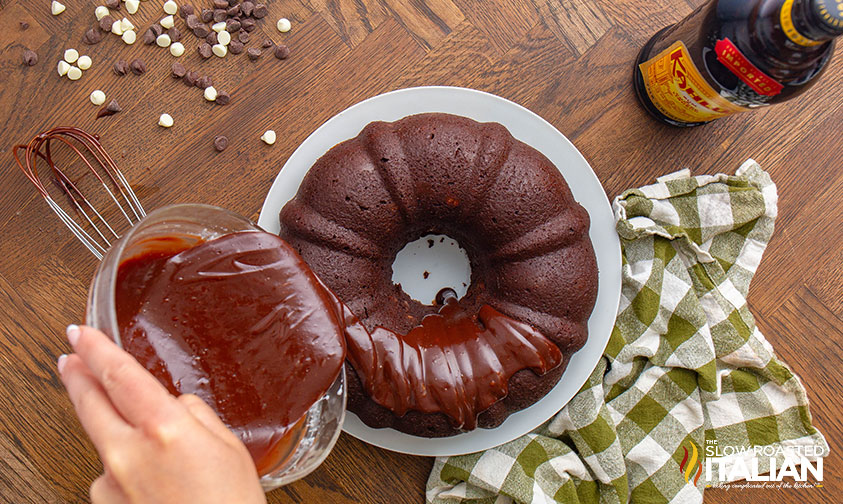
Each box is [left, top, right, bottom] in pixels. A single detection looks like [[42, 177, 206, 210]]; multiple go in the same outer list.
[[86, 203, 346, 490]]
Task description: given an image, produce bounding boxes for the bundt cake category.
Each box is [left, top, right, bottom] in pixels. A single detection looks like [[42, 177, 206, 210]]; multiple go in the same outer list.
[[279, 112, 598, 437]]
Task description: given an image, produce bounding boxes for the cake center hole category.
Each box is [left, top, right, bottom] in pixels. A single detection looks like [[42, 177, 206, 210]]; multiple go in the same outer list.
[[391, 234, 471, 305]]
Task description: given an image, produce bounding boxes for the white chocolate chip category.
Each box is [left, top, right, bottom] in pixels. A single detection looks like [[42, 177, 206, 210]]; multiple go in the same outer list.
[[57, 60, 71, 76], [217, 30, 231, 46], [51, 1, 66, 15], [63, 48, 79, 64], [158, 113, 174, 128], [211, 21, 226, 33], [90, 90, 106, 106], [160, 15, 174, 29], [169, 41, 184, 57], [95, 6, 109, 20], [163, 0, 178, 15], [77, 55, 92, 70], [212, 43, 227, 57], [126, 0, 139, 14], [67, 66, 82, 81], [120, 17, 134, 32], [156, 33, 171, 47], [276, 18, 291, 33], [111, 22, 124, 36], [261, 130, 276, 145], [203, 86, 217, 101], [122, 29, 136, 44]]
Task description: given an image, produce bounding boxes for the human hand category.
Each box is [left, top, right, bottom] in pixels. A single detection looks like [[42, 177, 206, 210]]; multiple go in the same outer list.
[[57, 325, 267, 504]]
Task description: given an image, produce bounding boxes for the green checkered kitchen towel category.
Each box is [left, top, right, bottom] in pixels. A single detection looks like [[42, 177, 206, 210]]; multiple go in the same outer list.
[[427, 160, 828, 504]]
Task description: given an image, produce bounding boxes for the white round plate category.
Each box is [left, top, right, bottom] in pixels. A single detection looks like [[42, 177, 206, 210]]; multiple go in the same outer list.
[[258, 86, 622, 457]]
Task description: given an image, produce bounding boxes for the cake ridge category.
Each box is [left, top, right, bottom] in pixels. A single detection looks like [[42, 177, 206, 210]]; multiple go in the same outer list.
[[280, 200, 382, 258], [361, 121, 417, 224], [489, 205, 589, 263], [462, 122, 514, 219]]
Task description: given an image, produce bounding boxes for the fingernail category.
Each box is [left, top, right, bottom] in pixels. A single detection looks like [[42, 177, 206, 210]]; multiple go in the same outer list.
[[66, 324, 81, 346], [57, 354, 68, 373]]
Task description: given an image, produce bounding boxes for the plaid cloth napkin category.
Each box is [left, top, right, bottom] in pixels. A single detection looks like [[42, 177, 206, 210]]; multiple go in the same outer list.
[[426, 160, 828, 504]]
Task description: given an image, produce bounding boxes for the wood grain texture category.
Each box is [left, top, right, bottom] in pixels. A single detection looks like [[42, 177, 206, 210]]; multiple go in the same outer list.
[[0, 0, 840, 502]]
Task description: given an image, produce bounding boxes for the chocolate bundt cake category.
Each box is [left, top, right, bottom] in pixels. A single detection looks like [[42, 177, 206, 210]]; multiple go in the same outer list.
[[279, 112, 598, 437]]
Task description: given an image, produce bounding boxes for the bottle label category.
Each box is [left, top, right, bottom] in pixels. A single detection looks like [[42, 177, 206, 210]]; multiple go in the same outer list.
[[781, 0, 824, 46], [638, 41, 750, 124], [715, 38, 784, 96]]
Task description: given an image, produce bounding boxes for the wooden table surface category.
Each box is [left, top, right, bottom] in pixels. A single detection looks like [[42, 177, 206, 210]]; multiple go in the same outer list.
[[1, 0, 840, 502]]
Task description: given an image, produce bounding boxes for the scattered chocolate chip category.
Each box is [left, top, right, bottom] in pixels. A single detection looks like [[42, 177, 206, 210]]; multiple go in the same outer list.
[[151, 24, 164, 37], [143, 28, 156, 45], [198, 42, 213, 59], [213, 9, 227, 22], [105, 0, 120, 10], [215, 91, 231, 105], [183, 70, 199, 87], [113, 59, 129, 75], [193, 24, 210, 38], [171, 62, 186, 78], [196, 76, 213, 89], [253, 3, 268, 19], [20, 21, 30, 30], [99, 15, 114, 32], [213, 135, 229, 152], [226, 19, 241, 32], [200, 8, 213, 23], [206, 31, 217, 45], [274, 44, 289, 60], [226, 5, 240, 17], [179, 4, 194, 18], [168, 27, 182, 42], [241, 18, 256, 32], [22, 49, 38, 66], [185, 14, 199, 29], [83, 27, 103, 44], [97, 99, 122, 118], [129, 58, 147, 75], [247, 47, 261, 60], [241, 1, 254, 17], [261, 38, 273, 48], [238, 30, 250, 43], [213, 0, 228, 8], [229, 39, 244, 54]]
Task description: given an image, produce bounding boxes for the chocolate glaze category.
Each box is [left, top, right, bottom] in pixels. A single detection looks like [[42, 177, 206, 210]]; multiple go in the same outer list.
[[333, 287, 563, 430], [116, 231, 346, 474]]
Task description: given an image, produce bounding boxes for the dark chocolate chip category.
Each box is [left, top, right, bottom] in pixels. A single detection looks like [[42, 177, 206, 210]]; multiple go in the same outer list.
[[99, 15, 114, 32], [253, 4, 267, 19], [241, 1, 254, 17], [238, 30, 250, 43], [273, 44, 290, 60], [143, 28, 156, 44], [213, 9, 227, 22], [196, 76, 212, 89], [97, 99, 122, 118], [229, 39, 244, 54], [83, 27, 103, 45], [200, 8, 213, 23], [105, 0, 120, 9], [213, 0, 228, 9], [183, 70, 199, 86], [113, 60, 129, 76], [22, 49, 38, 66], [241, 18, 256, 31], [226, 5, 240, 17], [213, 135, 229, 152], [151, 24, 164, 37], [129, 58, 147, 75], [171, 62, 187, 78], [193, 24, 210, 38], [198, 42, 213, 59], [20, 21, 30, 30], [168, 27, 182, 42], [185, 14, 200, 30], [226, 19, 241, 32], [215, 91, 231, 105], [261, 38, 273, 48], [179, 4, 194, 18], [205, 32, 217, 45], [247, 47, 261, 60]]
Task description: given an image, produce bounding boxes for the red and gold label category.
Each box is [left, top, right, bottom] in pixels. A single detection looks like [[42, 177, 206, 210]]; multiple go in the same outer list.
[[638, 41, 749, 124], [715, 38, 784, 96]]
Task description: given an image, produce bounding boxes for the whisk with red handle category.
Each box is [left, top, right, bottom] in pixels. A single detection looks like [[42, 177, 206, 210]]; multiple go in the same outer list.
[[12, 127, 145, 260]]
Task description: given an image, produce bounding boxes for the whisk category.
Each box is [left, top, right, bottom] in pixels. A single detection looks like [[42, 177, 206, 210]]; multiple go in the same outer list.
[[13, 127, 145, 260]]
